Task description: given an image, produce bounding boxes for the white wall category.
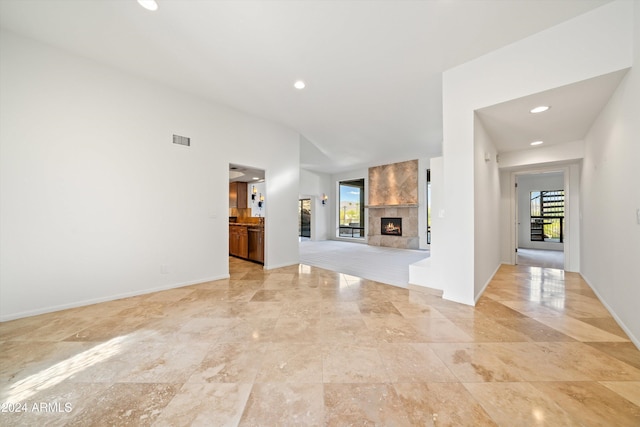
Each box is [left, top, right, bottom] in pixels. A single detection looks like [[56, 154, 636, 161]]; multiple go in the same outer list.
[[439, 0, 633, 305], [499, 169, 515, 265], [566, 163, 581, 272], [0, 31, 300, 320], [247, 181, 266, 217], [580, 1, 640, 346], [428, 156, 444, 271], [516, 173, 565, 250], [473, 116, 502, 299], [299, 168, 331, 240]]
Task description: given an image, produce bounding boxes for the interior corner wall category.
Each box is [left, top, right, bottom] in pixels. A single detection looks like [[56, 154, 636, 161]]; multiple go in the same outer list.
[[0, 31, 300, 320], [299, 168, 331, 240], [580, 1, 640, 346], [473, 116, 501, 300], [439, 0, 633, 306]]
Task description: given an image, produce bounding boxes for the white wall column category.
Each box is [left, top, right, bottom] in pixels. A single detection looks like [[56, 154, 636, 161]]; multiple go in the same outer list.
[[436, 1, 633, 305]]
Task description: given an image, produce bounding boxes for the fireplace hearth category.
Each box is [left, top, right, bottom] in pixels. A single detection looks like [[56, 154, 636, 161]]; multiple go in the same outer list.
[[381, 217, 402, 236]]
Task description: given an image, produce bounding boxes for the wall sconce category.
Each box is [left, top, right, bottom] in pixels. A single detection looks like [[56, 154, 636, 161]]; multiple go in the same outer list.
[[251, 185, 257, 201], [322, 193, 328, 205], [258, 194, 264, 208]]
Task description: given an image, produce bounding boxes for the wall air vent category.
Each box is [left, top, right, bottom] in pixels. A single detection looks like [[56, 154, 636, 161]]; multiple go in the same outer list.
[[172, 134, 191, 147]]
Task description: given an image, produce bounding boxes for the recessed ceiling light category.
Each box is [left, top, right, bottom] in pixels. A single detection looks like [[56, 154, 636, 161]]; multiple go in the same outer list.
[[294, 80, 306, 90], [530, 140, 544, 146], [530, 105, 550, 114], [137, 0, 158, 11], [253, 177, 260, 180]]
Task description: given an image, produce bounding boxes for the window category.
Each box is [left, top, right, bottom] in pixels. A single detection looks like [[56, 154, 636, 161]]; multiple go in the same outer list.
[[530, 190, 564, 242], [338, 179, 364, 238]]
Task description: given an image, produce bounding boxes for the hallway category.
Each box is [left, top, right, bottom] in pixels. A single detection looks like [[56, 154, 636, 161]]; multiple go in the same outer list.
[[516, 247, 564, 270], [0, 260, 639, 425]]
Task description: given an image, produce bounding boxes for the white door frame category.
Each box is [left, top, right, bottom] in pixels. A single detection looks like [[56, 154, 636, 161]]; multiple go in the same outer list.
[[299, 194, 316, 240], [509, 165, 573, 270]]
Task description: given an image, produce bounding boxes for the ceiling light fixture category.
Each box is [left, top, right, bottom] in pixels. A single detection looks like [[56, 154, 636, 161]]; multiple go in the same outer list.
[[530, 140, 544, 146], [294, 80, 306, 90], [137, 0, 158, 11], [530, 105, 550, 114]]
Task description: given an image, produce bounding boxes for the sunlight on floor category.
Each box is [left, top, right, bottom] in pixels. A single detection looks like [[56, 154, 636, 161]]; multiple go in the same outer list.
[[527, 267, 566, 309], [298, 265, 312, 275], [2, 333, 138, 403]]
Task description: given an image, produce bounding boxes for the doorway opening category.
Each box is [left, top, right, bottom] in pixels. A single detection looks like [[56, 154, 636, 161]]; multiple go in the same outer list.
[[514, 171, 565, 270], [299, 199, 311, 239], [229, 163, 266, 266]]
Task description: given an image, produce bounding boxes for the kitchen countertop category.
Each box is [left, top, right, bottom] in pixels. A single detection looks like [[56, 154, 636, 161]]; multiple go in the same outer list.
[[229, 222, 264, 227]]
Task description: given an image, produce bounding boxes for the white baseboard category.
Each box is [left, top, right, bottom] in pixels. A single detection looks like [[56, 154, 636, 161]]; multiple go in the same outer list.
[[407, 283, 443, 297], [264, 261, 299, 270], [0, 274, 230, 322], [581, 274, 640, 350], [475, 263, 502, 305]]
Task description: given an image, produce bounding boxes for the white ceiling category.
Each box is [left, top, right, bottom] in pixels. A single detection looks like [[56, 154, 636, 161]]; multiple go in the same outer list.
[[0, 0, 614, 173], [477, 69, 628, 153], [229, 163, 265, 183]]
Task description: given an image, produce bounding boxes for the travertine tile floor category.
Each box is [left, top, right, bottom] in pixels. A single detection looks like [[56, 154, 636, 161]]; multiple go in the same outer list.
[[1, 258, 639, 426]]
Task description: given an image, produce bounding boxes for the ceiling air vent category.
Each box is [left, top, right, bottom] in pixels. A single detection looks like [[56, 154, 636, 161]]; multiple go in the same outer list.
[[172, 134, 191, 147]]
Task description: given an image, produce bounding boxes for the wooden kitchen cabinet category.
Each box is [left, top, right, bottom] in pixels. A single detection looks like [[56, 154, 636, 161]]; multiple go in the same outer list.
[[230, 224, 263, 264], [229, 226, 237, 256], [229, 225, 248, 259], [229, 182, 248, 209]]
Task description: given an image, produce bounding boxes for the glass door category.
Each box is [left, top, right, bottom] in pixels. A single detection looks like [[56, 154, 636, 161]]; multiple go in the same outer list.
[[299, 199, 311, 238]]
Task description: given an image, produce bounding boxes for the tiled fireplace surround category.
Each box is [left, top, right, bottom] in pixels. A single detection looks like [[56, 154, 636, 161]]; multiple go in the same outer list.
[[367, 159, 419, 249]]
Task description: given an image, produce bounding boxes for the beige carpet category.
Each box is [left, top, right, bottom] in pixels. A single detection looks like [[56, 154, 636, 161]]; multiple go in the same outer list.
[[517, 248, 564, 269], [299, 240, 429, 288]]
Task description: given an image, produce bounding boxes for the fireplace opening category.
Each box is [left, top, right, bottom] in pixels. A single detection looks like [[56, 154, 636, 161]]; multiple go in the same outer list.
[[381, 217, 402, 236]]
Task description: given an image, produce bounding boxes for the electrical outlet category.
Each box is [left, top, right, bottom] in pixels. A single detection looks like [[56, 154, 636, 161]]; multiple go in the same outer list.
[[160, 264, 170, 274]]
